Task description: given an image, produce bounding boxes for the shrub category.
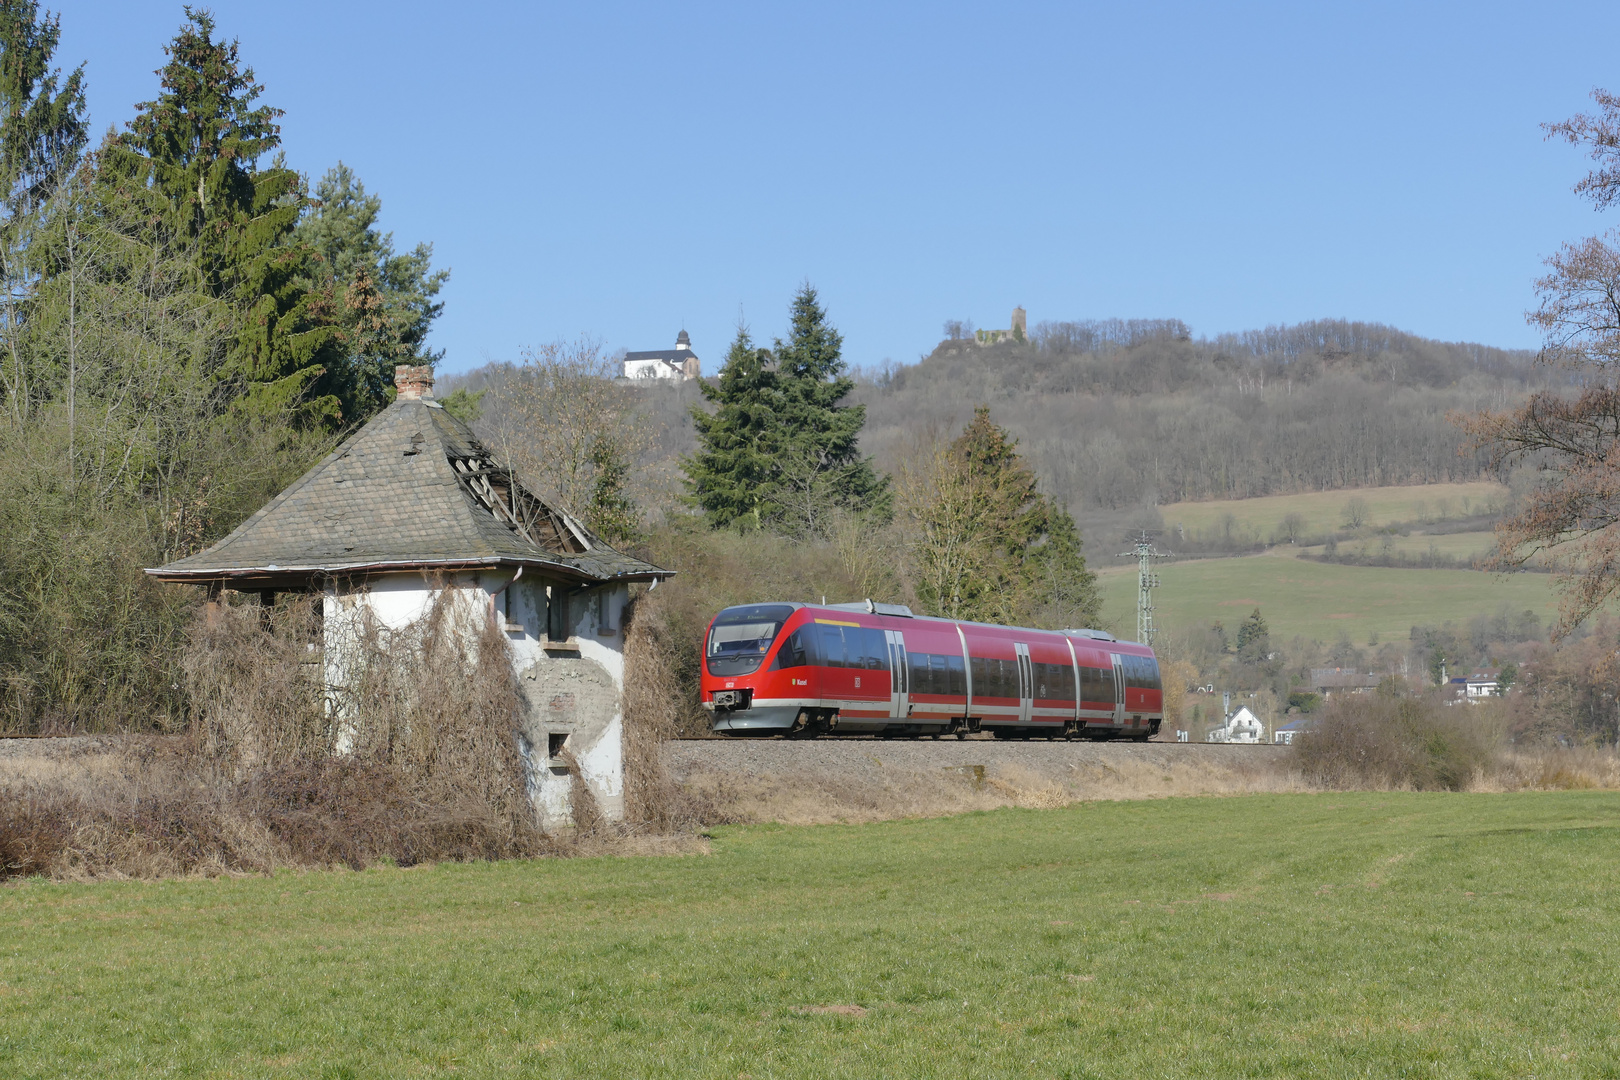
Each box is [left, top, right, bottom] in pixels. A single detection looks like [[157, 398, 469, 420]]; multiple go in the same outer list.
[[1292, 692, 1501, 790]]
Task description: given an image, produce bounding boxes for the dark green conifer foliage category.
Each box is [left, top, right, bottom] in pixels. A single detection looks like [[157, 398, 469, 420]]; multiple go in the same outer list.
[[295, 162, 448, 417], [0, 0, 85, 232], [911, 407, 1098, 627], [686, 288, 890, 534], [584, 435, 640, 545], [685, 325, 782, 530], [1236, 607, 1270, 661], [770, 285, 890, 532], [111, 9, 345, 424]]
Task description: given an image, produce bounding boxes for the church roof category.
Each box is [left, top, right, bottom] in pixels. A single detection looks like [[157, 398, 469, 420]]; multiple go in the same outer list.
[[148, 390, 670, 590], [623, 349, 697, 362]]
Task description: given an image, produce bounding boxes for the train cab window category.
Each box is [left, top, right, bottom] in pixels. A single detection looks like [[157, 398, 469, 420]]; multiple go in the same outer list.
[[706, 604, 795, 677]]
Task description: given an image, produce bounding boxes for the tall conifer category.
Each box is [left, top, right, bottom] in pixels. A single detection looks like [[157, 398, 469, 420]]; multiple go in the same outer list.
[[771, 285, 890, 532], [685, 325, 781, 530], [108, 9, 346, 424], [685, 287, 889, 534]]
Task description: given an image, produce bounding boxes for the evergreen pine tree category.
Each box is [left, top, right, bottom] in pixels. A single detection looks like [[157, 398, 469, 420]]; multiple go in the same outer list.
[[905, 406, 1098, 627], [684, 325, 782, 530], [294, 162, 448, 416], [584, 434, 640, 545], [769, 284, 890, 533], [0, 0, 87, 418], [108, 9, 347, 424], [1236, 607, 1270, 659], [0, 1, 86, 234]]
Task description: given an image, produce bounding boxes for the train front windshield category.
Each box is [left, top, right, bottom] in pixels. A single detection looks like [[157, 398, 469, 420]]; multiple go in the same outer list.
[[706, 604, 795, 676]]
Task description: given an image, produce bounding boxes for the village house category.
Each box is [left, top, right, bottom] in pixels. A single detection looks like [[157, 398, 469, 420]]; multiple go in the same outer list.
[[148, 365, 673, 826], [1466, 668, 1501, 700], [1310, 667, 1381, 697], [622, 330, 700, 380]]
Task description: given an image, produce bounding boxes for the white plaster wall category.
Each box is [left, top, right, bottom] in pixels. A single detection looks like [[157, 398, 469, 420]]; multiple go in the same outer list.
[[324, 570, 633, 829]]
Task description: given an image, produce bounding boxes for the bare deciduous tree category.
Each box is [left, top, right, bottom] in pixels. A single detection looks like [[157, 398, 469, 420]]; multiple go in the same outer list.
[[481, 337, 649, 523], [1464, 88, 1620, 635]]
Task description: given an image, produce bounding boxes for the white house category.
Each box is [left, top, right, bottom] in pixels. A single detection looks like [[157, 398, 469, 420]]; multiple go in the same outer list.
[[1207, 706, 1265, 743], [149, 365, 673, 827], [623, 330, 700, 380], [1465, 668, 1501, 701]]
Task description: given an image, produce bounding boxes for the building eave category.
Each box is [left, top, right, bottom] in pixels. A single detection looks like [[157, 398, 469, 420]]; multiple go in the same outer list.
[[145, 556, 674, 591]]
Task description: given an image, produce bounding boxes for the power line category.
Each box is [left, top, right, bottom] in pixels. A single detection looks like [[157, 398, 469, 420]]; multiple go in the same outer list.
[[1117, 531, 1171, 646]]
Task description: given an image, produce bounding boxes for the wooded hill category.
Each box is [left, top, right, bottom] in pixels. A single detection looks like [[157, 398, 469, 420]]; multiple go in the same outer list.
[[852, 318, 1546, 542]]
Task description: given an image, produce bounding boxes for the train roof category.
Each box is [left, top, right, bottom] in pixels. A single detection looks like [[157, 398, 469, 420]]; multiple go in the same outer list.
[[716, 600, 1154, 654]]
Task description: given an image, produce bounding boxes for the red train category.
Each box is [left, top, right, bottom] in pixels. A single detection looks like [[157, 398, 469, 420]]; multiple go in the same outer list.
[[701, 601, 1163, 739]]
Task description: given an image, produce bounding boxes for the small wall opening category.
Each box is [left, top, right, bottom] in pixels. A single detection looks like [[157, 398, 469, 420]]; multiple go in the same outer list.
[[548, 731, 569, 759]]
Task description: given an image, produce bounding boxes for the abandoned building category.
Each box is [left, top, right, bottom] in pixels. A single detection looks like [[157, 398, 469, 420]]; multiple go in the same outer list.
[[147, 364, 673, 826], [622, 329, 700, 380], [975, 306, 1028, 346]]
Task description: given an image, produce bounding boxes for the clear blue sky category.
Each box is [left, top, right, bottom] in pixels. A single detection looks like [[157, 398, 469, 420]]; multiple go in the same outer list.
[[58, 1, 1620, 373]]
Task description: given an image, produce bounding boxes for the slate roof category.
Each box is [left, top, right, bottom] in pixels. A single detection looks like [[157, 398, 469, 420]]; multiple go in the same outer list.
[[148, 395, 671, 588], [623, 348, 698, 362]]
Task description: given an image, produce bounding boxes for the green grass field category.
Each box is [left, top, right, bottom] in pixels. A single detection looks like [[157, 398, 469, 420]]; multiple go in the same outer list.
[[1095, 553, 1558, 643], [1161, 481, 1509, 540], [4, 793, 1620, 1077]]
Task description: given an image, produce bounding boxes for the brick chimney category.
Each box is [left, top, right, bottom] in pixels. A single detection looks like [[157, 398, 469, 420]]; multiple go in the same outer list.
[[394, 364, 435, 400]]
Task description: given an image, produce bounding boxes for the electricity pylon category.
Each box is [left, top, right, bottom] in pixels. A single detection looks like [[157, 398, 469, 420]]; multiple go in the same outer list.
[[1117, 531, 1171, 645]]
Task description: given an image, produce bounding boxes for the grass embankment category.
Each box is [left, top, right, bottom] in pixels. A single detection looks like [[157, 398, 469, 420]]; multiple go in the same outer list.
[[4, 792, 1619, 1077], [1096, 553, 1558, 643], [1160, 481, 1508, 538]]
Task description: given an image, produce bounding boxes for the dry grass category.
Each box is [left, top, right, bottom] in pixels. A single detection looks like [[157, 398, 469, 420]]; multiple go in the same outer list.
[[1, 595, 545, 881], [673, 751, 1312, 825]]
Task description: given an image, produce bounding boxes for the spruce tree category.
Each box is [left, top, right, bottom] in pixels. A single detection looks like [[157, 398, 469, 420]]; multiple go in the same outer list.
[[0, 0, 87, 421], [770, 285, 890, 533], [905, 407, 1098, 628], [109, 10, 347, 424], [0, 1, 86, 234], [295, 162, 448, 417], [685, 325, 782, 530]]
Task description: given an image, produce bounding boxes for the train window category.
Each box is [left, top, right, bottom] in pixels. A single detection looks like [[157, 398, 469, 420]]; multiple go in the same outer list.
[[818, 624, 849, 668], [909, 653, 956, 696], [945, 653, 966, 696], [861, 628, 888, 670], [706, 604, 795, 677], [773, 628, 809, 670], [970, 656, 1017, 699], [1143, 658, 1161, 691], [1080, 665, 1111, 702]]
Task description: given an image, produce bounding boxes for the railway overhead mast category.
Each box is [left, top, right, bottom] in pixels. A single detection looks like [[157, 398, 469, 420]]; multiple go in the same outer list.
[[1118, 531, 1170, 646]]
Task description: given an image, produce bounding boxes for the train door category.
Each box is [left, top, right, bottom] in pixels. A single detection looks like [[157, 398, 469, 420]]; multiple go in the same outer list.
[[1065, 636, 1082, 725], [884, 630, 909, 719], [1014, 642, 1034, 725], [1111, 653, 1127, 724]]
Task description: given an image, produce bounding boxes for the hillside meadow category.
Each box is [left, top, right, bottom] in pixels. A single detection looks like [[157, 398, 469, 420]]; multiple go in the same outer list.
[[3, 792, 1618, 1077], [1158, 481, 1509, 542], [1094, 552, 1559, 643]]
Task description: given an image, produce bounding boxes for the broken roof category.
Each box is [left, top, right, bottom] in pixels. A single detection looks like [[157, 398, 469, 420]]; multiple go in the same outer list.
[[148, 392, 671, 590]]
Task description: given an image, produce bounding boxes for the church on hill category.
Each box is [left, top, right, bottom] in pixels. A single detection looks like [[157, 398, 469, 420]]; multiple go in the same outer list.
[[623, 330, 700, 380]]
